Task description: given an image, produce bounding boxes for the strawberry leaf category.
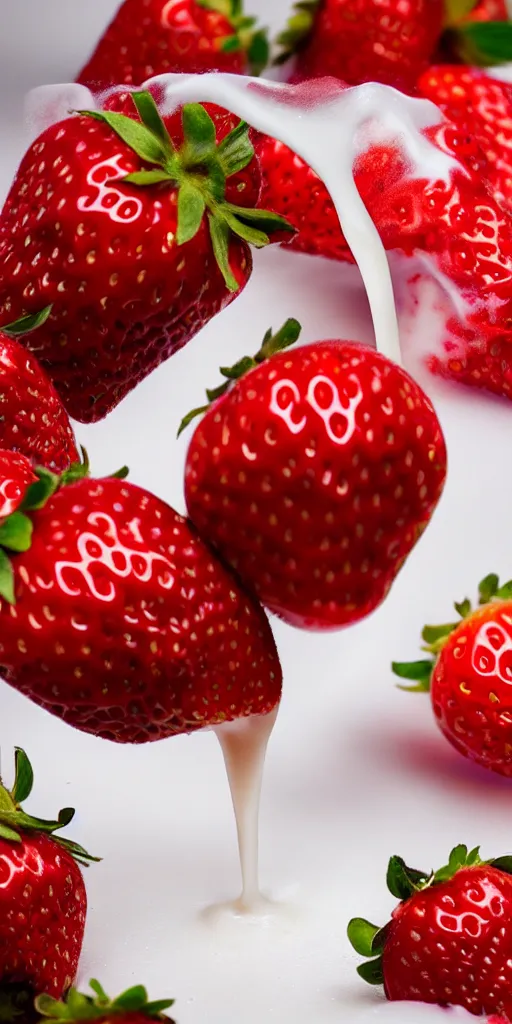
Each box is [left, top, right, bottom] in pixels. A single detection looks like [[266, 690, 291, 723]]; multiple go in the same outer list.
[[0, 823, 21, 842], [21, 467, 59, 511], [0, 548, 15, 605], [434, 844, 469, 883], [497, 580, 512, 599], [490, 855, 512, 875], [479, 572, 500, 604], [208, 214, 239, 292], [12, 748, 34, 804], [356, 957, 384, 985], [182, 103, 216, 158], [220, 33, 243, 51], [217, 121, 254, 177], [347, 918, 381, 957], [456, 21, 512, 65], [121, 169, 173, 186], [422, 622, 458, 644], [274, 0, 319, 63], [1, 304, 52, 337], [0, 512, 33, 553], [444, 0, 479, 21], [387, 855, 429, 900], [79, 109, 169, 167], [177, 183, 207, 245], [247, 29, 270, 75], [224, 210, 269, 247], [132, 90, 173, 151], [454, 597, 472, 617], [112, 986, 148, 1011], [224, 203, 295, 236], [392, 659, 433, 691]]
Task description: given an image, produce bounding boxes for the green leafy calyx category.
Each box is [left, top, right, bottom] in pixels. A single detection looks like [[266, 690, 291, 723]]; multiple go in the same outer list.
[[1, 305, 53, 338], [178, 317, 301, 435], [36, 979, 176, 1021], [445, 20, 512, 65], [197, 0, 270, 75], [0, 748, 98, 867], [348, 843, 511, 987], [79, 91, 293, 292], [391, 572, 512, 692], [274, 0, 319, 65]]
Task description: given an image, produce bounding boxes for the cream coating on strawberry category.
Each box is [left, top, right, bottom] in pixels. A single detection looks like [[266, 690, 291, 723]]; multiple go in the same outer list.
[[0, 749, 96, 1013], [0, 464, 281, 742], [184, 326, 446, 630], [77, 0, 269, 87], [349, 845, 512, 1018], [0, 91, 291, 423], [394, 574, 512, 777]]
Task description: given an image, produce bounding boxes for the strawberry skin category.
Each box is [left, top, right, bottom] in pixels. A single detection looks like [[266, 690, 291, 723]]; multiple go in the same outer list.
[[432, 601, 512, 777], [0, 97, 288, 423], [418, 66, 512, 214], [0, 832, 86, 1002], [185, 340, 446, 630], [383, 865, 512, 1015], [0, 474, 281, 741], [277, 0, 444, 92], [0, 450, 35, 518], [0, 333, 78, 470], [77, 0, 265, 87]]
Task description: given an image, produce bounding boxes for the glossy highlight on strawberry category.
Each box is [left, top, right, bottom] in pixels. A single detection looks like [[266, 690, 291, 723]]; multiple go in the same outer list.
[[0, 462, 281, 742], [184, 327, 447, 630]]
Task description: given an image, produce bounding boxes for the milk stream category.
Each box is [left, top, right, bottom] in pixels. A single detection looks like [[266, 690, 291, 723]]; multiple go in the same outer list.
[[214, 706, 278, 913], [25, 74, 463, 922]]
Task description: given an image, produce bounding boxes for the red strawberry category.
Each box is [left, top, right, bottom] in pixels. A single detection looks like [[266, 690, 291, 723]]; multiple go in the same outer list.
[[393, 573, 512, 777], [0, 459, 281, 741], [77, 0, 269, 88], [0, 91, 291, 423], [258, 106, 512, 402], [348, 844, 512, 1017], [182, 321, 447, 631], [0, 748, 96, 1017], [275, 0, 444, 93], [0, 310, 78, 471], [37, 979, 175, 1023], [417, 65, 512, 213]]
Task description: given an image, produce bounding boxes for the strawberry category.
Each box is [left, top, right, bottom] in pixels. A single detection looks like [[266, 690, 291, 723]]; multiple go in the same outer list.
[[0, 309, 78, 471], [0, 748, 96, 1018], [77, 0, 269, 88], [0, 458, 281, 741], [348, 844, 512, 1018], [0, 90, 291, 423], [393, 573, 512, 777], [417, 65, 512, 213], [182, 321, 447, 631], [258, 104, 512, 402], [37, 978, 175, 1023], [274, 0, 444, 93]]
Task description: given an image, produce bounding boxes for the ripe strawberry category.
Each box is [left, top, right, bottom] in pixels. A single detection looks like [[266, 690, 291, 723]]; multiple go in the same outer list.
[[393, 573, 512, 777], [348, 844, 512, 1018], [0, 748, 96, 1017], [0, 91, 291, 423], [182, 321, 447, 631], [37, 978, 176, 1023], [0, 309, 78, 471], [0, 459, 281, 741], [77, 0, 269, 88], [417, 66, 512, 213], [274, 0, 444, 93], [258, 103, 512, 402]]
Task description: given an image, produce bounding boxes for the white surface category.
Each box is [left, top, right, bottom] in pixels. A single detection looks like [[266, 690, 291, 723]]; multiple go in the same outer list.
[[2, 4, 512, 1024]]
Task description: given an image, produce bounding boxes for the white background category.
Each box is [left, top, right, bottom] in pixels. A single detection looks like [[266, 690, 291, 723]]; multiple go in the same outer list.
[[2, 4, 512, 1023]]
